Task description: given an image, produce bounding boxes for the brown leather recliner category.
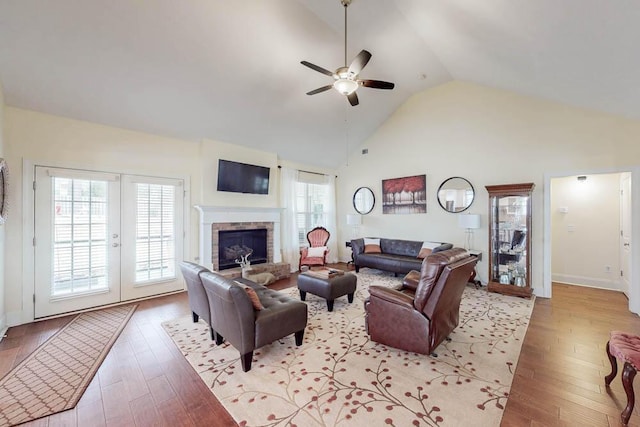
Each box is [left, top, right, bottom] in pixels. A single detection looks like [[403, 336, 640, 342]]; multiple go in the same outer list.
[[364, 248, 477, 355], [200, 271, 308, 372], [179, 261, 216, 340]]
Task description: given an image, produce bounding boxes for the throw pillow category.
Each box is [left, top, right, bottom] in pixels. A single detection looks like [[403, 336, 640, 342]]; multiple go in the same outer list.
[[417, 241, 440, 259], [307, 246, 327, 258], [363, 237, 382, 254], [235, 281, 264, 310]]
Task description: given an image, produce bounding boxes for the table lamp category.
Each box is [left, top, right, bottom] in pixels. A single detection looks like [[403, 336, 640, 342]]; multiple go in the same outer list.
[[346, 214, 362, 239], [458, 213, 481, 250]]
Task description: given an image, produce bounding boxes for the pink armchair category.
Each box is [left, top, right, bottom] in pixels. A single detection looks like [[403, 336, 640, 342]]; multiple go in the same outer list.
[[299, 226, 330, 271]]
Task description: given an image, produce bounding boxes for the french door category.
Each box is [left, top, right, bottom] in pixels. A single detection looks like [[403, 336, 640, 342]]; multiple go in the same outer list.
[[34, 166, 184, 318]]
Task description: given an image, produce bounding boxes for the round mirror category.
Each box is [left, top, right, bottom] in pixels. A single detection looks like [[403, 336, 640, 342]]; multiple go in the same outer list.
[[437, 177, 475, 213], [353, 187, 375, 214]]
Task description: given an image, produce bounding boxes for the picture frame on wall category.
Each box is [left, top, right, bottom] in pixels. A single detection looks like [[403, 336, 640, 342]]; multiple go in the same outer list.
[[382, 174, 426, 214]]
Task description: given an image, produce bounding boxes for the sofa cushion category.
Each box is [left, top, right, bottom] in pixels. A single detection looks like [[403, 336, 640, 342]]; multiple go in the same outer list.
[[417, 241, 441, 259], [307, 246, 327, 257], [364, 238, 382, 253], [357, 253, 422, 274]]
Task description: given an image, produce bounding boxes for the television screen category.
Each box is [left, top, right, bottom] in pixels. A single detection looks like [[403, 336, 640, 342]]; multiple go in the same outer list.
[[217, 159, 270, 195]]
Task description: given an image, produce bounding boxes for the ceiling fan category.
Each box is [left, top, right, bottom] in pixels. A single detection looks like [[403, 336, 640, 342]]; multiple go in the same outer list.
[[301, 0, 395, 106]]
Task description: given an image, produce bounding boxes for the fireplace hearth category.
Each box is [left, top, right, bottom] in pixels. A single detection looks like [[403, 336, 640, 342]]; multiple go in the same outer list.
[[218, 229, 268, 270]]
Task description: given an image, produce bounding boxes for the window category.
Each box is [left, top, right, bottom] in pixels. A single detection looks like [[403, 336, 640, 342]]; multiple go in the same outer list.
[[295, 181, 330, 245], [135, 183, 176, 282], [51, 177, 109, 296]]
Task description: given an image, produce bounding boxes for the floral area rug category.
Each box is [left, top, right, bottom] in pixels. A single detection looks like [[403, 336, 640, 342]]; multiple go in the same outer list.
[[162, 270, 533, 426]]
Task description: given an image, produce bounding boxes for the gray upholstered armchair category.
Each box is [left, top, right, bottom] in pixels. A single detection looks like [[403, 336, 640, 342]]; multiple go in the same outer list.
[[179, 261, 216, 340], [200, 271, 308, 372]]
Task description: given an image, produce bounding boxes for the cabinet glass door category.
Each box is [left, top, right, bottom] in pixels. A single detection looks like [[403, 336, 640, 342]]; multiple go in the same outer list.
[[490, 195, 529, 287], [486, 183, 534, 298]]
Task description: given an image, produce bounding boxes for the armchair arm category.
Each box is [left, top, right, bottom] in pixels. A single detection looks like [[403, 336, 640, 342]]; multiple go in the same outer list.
[[300, 247, 309, 257], [350, 238, 364, 258], [368, 286, 415, 310]]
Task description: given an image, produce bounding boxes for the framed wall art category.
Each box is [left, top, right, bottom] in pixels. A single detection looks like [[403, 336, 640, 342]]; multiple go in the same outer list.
[[382, 174, 426, 214]]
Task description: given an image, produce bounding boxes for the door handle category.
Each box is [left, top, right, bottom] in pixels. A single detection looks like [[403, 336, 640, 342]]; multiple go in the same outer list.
[[113, 234, 119, 238], [624, 243, 630, 247], [112, 243, 120, 247]]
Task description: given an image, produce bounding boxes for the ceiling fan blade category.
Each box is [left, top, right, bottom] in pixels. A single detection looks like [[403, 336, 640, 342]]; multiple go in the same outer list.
[[347, 92, 359, 106], [306, 85, 333, 96], [360, 79, 395, 90], [301, 61, 335, 77], [348, 50, 372, 75]]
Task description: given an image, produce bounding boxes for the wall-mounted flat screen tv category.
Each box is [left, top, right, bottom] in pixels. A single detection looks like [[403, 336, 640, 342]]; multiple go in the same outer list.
[[217, 159, 270, 195]]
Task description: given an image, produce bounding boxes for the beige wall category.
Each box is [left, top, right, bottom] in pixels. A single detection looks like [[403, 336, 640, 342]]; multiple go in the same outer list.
[[3, 107, 335, 326], [0, 80, 5, 334], [551, 173, 621, 289], [5, 80, 640, 323], [199, 138, 279, 208], [336, 81, 640, 298]]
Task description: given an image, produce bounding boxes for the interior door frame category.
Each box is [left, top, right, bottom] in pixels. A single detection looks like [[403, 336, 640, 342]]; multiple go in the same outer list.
[[621, 172, 632, 297], [21, 158, 191, 323], [543, 166, 639, 314]]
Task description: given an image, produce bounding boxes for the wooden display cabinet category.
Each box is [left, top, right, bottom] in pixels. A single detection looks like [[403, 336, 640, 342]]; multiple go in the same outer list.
[[485, 183, 535, 298]]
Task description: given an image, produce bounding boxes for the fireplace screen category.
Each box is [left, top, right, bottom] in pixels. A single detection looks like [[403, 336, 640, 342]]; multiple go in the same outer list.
[[218, 229, 268, 270]]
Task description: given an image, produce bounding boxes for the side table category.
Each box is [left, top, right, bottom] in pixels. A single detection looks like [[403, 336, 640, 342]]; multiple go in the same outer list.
[[467, 249, 482, 287], [345, 241, 354, 265]]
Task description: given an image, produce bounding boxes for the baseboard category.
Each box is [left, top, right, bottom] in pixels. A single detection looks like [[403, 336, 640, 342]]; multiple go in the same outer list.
[[552, 273, 621, 291]]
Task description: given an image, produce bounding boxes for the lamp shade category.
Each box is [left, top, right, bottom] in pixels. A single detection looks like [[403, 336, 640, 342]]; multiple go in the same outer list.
[[458, 213, 480, 229], [346, 214, 362, 225]]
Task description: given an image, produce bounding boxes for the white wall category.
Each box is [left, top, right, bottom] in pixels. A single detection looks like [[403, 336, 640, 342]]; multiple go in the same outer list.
[[336, 81, 640, 298], [0, 80, 6, 336], [551, 173, 621, 289]]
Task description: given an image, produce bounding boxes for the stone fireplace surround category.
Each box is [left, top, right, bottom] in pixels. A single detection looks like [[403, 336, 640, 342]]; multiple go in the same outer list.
[[194, 206, 283, 271]]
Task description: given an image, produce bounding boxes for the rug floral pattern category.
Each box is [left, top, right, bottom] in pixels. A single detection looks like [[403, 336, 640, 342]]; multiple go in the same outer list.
[[163, 270, 533, 426]]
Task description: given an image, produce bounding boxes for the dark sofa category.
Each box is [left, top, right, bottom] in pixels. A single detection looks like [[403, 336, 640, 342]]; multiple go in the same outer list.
[[350, 238, 452, 275]]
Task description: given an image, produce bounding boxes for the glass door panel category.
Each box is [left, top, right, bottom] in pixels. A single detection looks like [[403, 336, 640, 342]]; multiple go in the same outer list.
[[34, 167, 121, 318]]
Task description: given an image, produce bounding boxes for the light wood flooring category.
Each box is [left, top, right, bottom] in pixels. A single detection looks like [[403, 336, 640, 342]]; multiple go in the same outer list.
[[1, 270, 639, 426]]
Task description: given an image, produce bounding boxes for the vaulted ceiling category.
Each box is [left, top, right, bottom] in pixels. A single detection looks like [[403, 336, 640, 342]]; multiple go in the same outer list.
[[1, 1, 638, 168]]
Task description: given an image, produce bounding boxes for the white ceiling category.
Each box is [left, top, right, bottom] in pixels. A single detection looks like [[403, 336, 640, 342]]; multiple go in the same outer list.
[[1, 1, 638, 168]]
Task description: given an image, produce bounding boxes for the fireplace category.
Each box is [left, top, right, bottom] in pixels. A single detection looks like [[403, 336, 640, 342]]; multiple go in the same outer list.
[[194, 206, 283, 272], [218, 229, 268, 270]]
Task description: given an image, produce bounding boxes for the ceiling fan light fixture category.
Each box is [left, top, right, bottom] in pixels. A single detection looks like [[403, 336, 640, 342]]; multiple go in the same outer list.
[[333, 78, 359, 95], [300, 0, 394, 105]]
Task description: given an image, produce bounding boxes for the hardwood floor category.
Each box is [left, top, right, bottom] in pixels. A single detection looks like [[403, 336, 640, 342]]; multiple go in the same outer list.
[[502, 283, 640, 427], [1, 274, 639, 426]]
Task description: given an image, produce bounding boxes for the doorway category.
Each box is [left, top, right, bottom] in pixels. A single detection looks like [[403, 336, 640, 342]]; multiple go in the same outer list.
[[34, 166, 185, 318], [546, 170, 634, 311]]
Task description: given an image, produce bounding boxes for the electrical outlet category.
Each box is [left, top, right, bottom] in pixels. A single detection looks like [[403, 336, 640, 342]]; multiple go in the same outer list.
[[605, 265, 611, 273]]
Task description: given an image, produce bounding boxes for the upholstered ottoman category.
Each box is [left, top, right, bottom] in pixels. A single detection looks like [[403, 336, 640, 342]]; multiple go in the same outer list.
[[297, 272, 357, 312]]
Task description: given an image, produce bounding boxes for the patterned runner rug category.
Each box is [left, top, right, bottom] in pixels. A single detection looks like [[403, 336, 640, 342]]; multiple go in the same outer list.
[[163, 271, 534, 426], [0, 304, 137, 427]]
